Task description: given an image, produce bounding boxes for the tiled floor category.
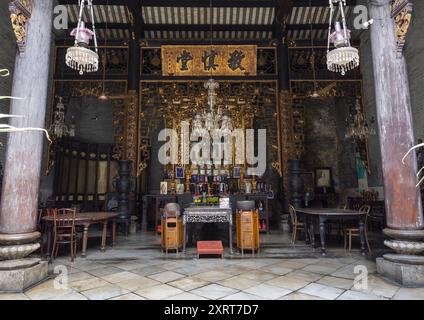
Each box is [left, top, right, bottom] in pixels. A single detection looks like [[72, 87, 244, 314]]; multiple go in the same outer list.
[[1, 232, 423, 300]]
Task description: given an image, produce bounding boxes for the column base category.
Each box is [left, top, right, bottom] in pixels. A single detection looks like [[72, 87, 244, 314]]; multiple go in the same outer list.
[[383, 228, 424, 241], [0, 243, 40, 260], [377, 255, 424, 287], [0, 231, 41, 245], [0, 258, 48, 293]]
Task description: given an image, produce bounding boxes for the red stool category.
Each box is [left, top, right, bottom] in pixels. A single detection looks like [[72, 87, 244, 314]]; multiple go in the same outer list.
[[197, 241, 224, 258]]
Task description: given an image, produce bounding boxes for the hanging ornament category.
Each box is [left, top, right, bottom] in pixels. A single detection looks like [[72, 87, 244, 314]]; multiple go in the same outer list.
[[65, 0, 99, 75], [326, 0, 359, 76]]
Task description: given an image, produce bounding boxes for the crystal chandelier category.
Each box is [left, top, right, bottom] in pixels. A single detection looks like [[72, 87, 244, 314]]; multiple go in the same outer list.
[[326, 0, 359, 75], [345, 98, 375, 140], [49, 97, 75, 139], [65, 0, 99, 75], [192, 79, 233, 136], [191, 0, 233, 165], [191, 79, 233, 166]]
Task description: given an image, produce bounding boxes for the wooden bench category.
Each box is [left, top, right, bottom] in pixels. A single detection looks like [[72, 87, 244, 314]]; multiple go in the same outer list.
[[197, 241, 224, 258]]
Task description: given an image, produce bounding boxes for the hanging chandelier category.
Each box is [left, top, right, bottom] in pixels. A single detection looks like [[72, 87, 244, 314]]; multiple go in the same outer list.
[[345, 98, 375, 140], [191, 0, 232, 155], [65, 0, 99, 75], [192, 79, 233, 137], [49, 97, 75, 139], [326, 0, 359, 76], [191, 79, 233, 167]]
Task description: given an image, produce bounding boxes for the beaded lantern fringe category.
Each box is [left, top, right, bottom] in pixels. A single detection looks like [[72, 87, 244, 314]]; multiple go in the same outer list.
[[66, 46, 99, 75], [327, 47, 359, 76]]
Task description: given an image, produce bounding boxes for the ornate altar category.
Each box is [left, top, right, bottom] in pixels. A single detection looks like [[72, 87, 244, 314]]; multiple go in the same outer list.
[[182, 206, 233, 254]]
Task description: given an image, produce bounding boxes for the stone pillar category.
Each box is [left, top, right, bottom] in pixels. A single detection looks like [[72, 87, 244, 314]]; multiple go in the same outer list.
[[367, 0, 424, 286], [0, 0, 52, 291]]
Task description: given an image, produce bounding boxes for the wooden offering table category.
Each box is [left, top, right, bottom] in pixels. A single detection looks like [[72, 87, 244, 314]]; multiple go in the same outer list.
[[183, 206, 233, 255], [295, 208, 367, 256], [43, 212, 118, 258]]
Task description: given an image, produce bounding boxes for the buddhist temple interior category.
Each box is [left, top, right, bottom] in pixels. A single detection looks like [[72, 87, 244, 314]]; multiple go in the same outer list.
[[1, 0, 424, 301]]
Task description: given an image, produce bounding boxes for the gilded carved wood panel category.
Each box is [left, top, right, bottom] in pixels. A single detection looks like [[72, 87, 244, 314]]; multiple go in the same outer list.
[[162, 45, 257, 76]]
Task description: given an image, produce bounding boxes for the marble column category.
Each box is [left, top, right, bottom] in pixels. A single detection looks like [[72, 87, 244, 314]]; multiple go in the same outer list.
[[368, 0, 424, 286], [0, 0, 52, 258]]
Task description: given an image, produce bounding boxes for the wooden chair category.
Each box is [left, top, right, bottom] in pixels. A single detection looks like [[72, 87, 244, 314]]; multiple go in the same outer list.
[[289, 205, 305, 244], [327, 203, 348, 237], [344, 205, 372, 254], [38, 208, 56, 257], [51, 208, 77, 262]]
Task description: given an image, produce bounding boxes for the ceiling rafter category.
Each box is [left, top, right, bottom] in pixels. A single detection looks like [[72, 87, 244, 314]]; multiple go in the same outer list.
[[57, 0, 358, 41], [57, 0, 356, 8], [69, 22, 330, 32], [141, 24, 274, 32], [58, 0, 277, 7]]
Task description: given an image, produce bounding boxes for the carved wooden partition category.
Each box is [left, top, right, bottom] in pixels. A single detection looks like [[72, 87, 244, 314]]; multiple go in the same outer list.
[[47, 81, 142, 209], [53, 139, 118, 212]]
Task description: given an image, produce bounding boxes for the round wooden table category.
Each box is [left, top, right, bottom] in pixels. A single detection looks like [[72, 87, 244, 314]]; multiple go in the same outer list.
[[42, 212, 118, 258], [295, 208, 367, 256]]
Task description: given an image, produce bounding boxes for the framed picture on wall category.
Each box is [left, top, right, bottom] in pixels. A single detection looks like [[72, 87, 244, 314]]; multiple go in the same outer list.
[[160, 181, 168, 195], [228, 178, 239, 193], [175, 166, 184, 179], [176, 184, 184, 194], [233, 166, 241, 178], [314, 167, 333, 190]]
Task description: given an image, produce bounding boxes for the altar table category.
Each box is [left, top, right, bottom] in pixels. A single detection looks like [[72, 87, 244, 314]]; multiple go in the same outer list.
[[182, 206, 233, 254]]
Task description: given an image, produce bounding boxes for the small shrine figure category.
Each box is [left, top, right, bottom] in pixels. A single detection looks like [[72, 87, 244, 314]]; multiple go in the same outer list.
[[228, 50, 246, 71], [177, 49, 193, 71], [201, 49, 219, 71]]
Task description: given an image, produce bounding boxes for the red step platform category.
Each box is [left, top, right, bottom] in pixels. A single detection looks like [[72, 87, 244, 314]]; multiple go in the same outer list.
[[197, 241, 224, 258]]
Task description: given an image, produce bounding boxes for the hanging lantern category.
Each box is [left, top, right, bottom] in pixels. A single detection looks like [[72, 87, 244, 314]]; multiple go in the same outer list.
[[65, 0, 99, 75], [49, 97, 73, 139], [345, 98, 376, 140], [326, 0, 359, 76]]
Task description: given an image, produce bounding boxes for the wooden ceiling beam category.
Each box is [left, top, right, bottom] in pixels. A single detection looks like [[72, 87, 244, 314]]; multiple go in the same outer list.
[[69, 22, 330, 32], [292, 0, 356, 6], [68, 22, 129, 29], [287, 23, 329, 30], [57, 0, 127, 5], [58, 0, 356, 7], [140, 24, 274, 32], [57, 0, 278, 7], [139, 0, 278, 7]]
